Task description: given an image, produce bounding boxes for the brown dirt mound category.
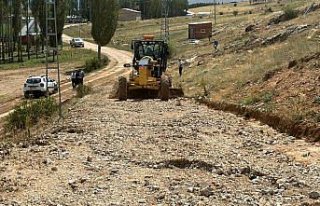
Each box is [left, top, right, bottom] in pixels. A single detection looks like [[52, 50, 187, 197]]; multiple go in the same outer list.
[[199, 98, 320, 141]]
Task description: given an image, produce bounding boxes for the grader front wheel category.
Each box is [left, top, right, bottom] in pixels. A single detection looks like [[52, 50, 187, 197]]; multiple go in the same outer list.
[[118, 76, 128, 101], [160, 76, 170, 101]]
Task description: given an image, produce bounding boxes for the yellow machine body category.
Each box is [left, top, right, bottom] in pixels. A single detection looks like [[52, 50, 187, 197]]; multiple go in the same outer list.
[[116, 35, 183, 100], [130, 66, 159, 90]]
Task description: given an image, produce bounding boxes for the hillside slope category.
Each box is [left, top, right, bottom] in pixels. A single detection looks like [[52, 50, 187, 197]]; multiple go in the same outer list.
[[64, 0, 320, 131]]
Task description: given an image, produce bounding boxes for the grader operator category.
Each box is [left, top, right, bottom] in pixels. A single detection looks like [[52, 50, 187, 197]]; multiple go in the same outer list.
[[117, 35, 183, 101]]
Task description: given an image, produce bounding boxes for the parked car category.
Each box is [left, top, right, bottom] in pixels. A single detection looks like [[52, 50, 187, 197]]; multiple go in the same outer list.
[[69, 37, 84, 47], [23, 76, 58, 98], [188, 39, 200, 45]]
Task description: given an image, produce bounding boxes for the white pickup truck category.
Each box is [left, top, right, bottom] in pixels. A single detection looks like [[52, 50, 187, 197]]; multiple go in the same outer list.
[[23, 76, 58, 98]]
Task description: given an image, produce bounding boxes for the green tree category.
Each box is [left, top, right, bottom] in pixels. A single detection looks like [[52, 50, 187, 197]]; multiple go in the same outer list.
[[12, 0, 23, 62], [56, 0, 68, 45], [31, 0, 67, 47], [139, 0, 188, 20], [30, 0, 46, 51], [91, 0, 119, 60]]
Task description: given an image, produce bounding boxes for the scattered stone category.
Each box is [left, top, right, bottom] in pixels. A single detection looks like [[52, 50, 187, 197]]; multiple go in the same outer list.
[[262, 25, 309, 45], [187, 187, 194, 193], [199, 186, 214, 197], [1, 95, 320, 205], [138, 199, 146, 204], [110, 169, 119, 175], [68, 180, 77, 190], [288, 60, 298, 68], [42, 158, 52, 165], [245, 24, 255, 32], [87, 156, 93, 162], [156, 192, 166, 200], [309, 191, 320, 199]]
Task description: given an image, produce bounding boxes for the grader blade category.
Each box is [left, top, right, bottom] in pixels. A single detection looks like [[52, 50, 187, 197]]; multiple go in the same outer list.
[[170, 88, 184, 98]]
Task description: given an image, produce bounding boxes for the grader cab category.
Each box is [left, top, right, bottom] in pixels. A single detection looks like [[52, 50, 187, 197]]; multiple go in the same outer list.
[[117, 35, 183, 101]]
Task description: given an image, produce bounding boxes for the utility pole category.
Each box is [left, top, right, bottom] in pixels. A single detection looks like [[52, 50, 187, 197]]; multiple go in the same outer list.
[[78, 0, 81, 37], [214, 0, 217, 25], [45, 0, 62, 118], [161, 0, 170, 42], [26, 0, 30, 60]]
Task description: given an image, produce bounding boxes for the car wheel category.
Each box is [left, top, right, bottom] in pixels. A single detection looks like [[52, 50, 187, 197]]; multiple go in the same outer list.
[[24, 92, 29, 99], [43, 91, 49, 97]]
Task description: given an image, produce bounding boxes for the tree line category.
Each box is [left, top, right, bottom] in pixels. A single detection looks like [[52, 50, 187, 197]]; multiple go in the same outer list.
[[0, 0, 70, 63], [0, 0, 188, 64], [119, 0, 189, 19], [0, 0, 118, 63]]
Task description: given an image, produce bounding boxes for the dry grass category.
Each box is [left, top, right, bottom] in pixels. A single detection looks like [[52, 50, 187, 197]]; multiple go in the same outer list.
[[190, 0, 310, 16]]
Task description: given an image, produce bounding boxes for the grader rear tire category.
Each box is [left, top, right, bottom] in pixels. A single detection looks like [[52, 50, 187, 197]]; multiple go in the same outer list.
[[160, 75, 170, 101], [118, 76, 127, 101]]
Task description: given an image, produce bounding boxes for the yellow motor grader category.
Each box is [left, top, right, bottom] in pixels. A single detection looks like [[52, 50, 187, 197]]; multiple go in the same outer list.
[[117, 35, 183, 101]]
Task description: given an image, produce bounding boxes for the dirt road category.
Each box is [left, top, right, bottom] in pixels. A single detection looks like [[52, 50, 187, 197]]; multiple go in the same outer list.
[[1, 82, 320, 205], [0, 33, 132, 119]]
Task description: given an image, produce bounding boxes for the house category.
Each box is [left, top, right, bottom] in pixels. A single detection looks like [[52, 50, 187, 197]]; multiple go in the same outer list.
[[19, 17, 40, 45], [119, 8, 141, 21], [249, 0, 268, 4], [186, 11, 195, 17], [188, 21, 212, 39], [196, 12, 211, 17], [66, 15, 86, 23]]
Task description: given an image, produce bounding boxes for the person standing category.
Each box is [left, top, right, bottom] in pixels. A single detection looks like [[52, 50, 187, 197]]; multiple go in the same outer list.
[[71, 71, 77, 88], [178, 58, 183, 77], [79, 70, 85, 85], [213, 40, 219, 50]]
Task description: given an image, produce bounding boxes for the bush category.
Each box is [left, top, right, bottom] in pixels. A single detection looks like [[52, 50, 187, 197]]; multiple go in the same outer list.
[[283, 6, 299, 21], [233, 10, 239, 16], [84, 57, 108, 73], [241, 95, 260, 105], [265, 7, 273, 13], [4, 97, 58, 132], [76, 84, 92, 98]]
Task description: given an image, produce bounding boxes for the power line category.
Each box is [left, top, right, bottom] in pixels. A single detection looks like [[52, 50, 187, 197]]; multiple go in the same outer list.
[[161, 0, 170, 42], [45, 0, 62, 118], [213, 0, 217, 25]]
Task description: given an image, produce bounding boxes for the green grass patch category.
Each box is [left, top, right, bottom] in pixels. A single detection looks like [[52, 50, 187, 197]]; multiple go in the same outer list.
[[0, 46, 98, 70], [84, 57, 109, 73], [282, 6, 299, 21], [241, 95, 260, 106], [76, 85, 92, 98], [4, 97, 58, 133], [240, 90, 276, 106]]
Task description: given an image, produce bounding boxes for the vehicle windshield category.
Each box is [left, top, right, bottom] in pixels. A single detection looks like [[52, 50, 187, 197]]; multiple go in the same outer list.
[[26, 78, 41, 84], [134, 42, 163, 59], [74, 38, 82, 42]]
